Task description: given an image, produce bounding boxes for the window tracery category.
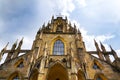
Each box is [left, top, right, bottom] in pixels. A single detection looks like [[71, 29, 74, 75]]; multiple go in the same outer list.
[[53, 40, 64, 55]]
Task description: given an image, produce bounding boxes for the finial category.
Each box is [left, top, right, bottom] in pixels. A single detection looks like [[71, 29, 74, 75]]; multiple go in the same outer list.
[[40, 30, 43, 39], [109, 45, 119, 60], [74, 24, 76, 28], [109, 45, 116, 53], [11, 39, 18, 51], [69, 21, 71, 26], [78, 29, 81, 34], [94, 39, 104, 60], [5, 42, 9, 48], [0, 42, 9, 55], [21, 37, 24, 42], [2, 42, 9, 51], [56, 13, 64, 17], [15, 39, 18, 44], [18, 37, 24, 46], [37, 27, 41, 34], [109, 45, 113, 50], [94, 39, 100, 51], [100, 41, 106, 52], [65, 16, 67, 20], [65, 16, 68, 23], [52, 15, 54, 19], [42, 23, 45, 28]]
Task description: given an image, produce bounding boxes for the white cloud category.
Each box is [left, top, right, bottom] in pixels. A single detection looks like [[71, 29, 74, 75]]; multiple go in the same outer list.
[[0, 0, 120, 64], [81, 28, 115, 51], [116, 49, 120, 57], [36, 0, 75, 17], [75, 0, 87, 8], [67, 19, 115, 51], [83, 0, 120, 23]]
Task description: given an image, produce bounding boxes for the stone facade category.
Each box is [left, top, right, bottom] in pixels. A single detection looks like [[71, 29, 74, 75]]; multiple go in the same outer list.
[[0, 16, 120, 80]]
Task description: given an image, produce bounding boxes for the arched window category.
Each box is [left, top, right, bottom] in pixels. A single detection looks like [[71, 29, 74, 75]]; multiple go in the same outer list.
[[8, 72, 22, 80], [17, 61, 24, 68], [12, 75, 19, 80], [53, 40, 64, 55], [96, 77, 102, 80], [93, 63, 100, 69], [92, 60, 104, 70], [94, 73, 108, 80], [14, 59, 24, 68]]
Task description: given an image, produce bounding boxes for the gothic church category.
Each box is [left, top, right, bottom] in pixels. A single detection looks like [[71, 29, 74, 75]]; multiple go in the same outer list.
[[0, 16, 120, 80]]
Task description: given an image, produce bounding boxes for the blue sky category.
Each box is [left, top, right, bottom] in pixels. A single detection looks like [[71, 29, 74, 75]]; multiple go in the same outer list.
[[0, 0, 120, 63]]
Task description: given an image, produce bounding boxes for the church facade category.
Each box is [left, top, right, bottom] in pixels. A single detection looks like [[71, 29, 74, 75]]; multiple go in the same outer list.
[[0, 16, 120, 80]]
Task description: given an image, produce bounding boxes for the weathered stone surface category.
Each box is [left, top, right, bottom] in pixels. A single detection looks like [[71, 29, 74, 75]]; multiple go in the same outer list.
[[0, 16, 120, 80]]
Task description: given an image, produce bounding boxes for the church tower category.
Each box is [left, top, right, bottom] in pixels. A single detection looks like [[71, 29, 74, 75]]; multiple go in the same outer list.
[[0, 16, 120, 80]]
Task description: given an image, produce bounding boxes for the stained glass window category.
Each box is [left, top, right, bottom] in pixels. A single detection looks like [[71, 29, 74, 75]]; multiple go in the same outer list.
[[53, 40, 64, 55]]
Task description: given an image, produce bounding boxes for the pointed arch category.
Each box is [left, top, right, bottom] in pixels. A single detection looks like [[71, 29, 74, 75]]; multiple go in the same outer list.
[[51, 36, 67, 55], [92, 59, 104, 70], [14, 58, 24, 68], [29, 68, 39, 80], [77, 70, 86, 80], [46, 62, 69, 80], [53, 40, 64, 55], [94, 73, 108, 80], [8, 71, 23, 80]]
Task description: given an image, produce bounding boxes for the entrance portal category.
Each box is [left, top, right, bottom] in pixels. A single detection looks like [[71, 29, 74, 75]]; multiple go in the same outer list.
[[47, 63, 68, 80]]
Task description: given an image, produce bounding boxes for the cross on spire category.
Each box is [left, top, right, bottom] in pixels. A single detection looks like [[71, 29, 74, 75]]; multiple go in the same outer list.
[[56, 13, 64, 17]]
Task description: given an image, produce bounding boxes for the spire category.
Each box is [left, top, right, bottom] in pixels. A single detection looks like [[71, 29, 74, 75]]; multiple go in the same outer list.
[[65, 16, 67, 20], [12, 38, 23, 58], [100, 42, 111, 63], [51, 15, 54, 23], [100, 42, 106, 52], [94, 39, 100, 51], [74, 24, 76, 31], [12, 39, 18, 51], [69, 21, 71, 27], [78, 29, 81, 34], [0, 42, 9, 61], [37, 27, 41, 34], [110, 45, 119, 60], [65, 16, 68, 23], [42, 23, 45, 29], [5, 40, 18, 62], [94, 39, 104, 60], [39, 30, 43, 39], [19, 37, 24, 47], [52, 15, 54, 20]]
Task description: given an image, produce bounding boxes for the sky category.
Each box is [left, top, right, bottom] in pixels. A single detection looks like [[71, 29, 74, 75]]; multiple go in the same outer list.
[[0, 0, 120, 64]]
